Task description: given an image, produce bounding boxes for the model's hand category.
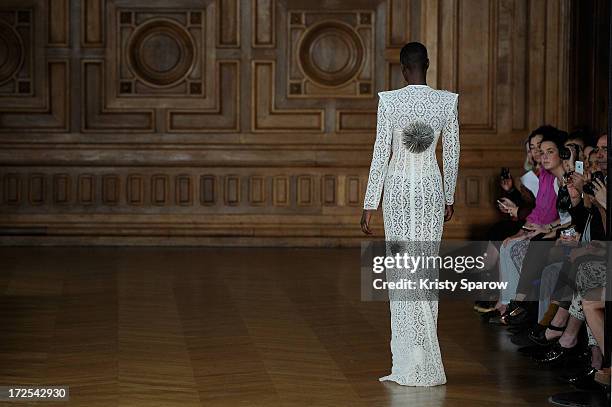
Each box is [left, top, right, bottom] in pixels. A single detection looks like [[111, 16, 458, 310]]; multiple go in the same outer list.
[[360, 209, 374, 235], [444, 204, 454, 222]]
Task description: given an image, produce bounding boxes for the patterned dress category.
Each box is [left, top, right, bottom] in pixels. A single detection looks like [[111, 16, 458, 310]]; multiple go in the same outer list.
[[364, 84, 460, 386]]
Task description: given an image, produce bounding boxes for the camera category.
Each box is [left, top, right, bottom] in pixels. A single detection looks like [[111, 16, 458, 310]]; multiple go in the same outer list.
[[560, 143, 582, 161], [556, 184, 572, 211], [500, 167, 510, 180], [583, 171, 606, 195], [559, 147, 571, 160]]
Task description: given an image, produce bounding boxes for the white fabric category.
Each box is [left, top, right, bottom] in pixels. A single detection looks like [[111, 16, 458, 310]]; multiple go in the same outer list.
[[499, 239, 530, 305], [363, 85, 459, 386], [520, 170, 539, 196]]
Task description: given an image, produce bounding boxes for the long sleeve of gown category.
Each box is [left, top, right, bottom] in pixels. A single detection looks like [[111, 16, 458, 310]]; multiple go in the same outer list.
[[442, 94, 460, 205], [363, 95, 392, 210]]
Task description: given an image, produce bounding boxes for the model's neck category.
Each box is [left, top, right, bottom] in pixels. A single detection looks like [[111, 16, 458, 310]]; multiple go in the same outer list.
[[403, 71, 427, 86], [406, 77, 427, 86]]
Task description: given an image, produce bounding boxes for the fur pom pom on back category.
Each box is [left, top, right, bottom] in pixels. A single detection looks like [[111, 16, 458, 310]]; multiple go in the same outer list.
[[401, 121, 435, 153]]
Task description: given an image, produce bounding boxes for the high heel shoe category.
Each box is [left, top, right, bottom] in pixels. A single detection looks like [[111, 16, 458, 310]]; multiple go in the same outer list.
[[501, 300, 536, 327], [499, 300, 522, 325], [528, 323, 565, 346], [533, 342, 586, 365]]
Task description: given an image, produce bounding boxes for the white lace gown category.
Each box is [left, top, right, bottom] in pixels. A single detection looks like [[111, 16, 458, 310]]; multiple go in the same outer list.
[[363, 84, 460, 386]]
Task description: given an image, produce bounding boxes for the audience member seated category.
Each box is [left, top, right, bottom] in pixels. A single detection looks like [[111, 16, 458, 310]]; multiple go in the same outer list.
[[476, 130, 609, 394]]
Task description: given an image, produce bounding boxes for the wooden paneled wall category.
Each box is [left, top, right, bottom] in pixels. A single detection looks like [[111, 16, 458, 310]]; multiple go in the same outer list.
[[0, 0, 571, 246]]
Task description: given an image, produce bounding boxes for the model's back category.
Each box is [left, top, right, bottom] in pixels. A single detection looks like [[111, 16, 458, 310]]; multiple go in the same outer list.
[[364, 84, 459, 211]]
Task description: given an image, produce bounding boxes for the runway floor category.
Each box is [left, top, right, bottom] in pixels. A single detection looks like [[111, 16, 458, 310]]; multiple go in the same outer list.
[[0, 247, 568, 406]]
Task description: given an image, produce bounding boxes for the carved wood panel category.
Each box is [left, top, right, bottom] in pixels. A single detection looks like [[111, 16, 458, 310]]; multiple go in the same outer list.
[[0, 0, 571, 246]]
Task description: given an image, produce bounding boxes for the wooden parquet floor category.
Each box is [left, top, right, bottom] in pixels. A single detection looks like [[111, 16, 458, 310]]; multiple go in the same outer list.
[[0, 247, 568, 406]]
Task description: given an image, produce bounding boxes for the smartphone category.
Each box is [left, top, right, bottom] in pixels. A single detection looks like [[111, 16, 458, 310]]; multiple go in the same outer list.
[[575, 161, 584, 175]]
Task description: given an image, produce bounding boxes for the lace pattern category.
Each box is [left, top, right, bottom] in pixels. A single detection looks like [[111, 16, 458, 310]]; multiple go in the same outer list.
[[363, 85, 460, 387]]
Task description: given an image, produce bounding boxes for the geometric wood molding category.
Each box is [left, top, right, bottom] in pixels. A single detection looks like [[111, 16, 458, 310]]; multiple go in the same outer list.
[[28, 173, 45, 205], [48, 0, 69, 47], [0, 0, 574, 246], [345, 175, 360, 206], [0, 60, 70, 132], [296, 175, 314, 206], [465, 176, 481, 207], [216, 0, 240, 48], [251, 0, 275, 48], [224, 174, 240, 205], [78, 174, 95, 205], [272, 175, 289, 206], [166, 60, 240, 133], [81, 60, 156, 132], [2, 168, 373, 209], [386, 0, 410, 47], [287, 11, 374, 99], [3, 173, 21, 205], [251, 60, 324, 133], [200, 175, 216, 206], [82, 0, 104, 47], [52, 173, 70, 204], [111, 7, 207, 99], [335, 110, 376, 133], [321, 175, 336, 206], [439, 0, 497, 133], [0, 6, 36, 100], [248, 175, 266, 206], [175, 174, 194, 206]]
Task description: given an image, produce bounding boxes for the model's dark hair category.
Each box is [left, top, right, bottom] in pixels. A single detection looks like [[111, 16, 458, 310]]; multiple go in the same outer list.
[[400, 42, 428, 71]]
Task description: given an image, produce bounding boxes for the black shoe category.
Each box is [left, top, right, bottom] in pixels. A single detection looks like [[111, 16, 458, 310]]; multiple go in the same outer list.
[[501, 300, 536, 327], [524, 323, 546, 342], [558, 367, 597, 386], [548, 391, 609, 407], [518, 343, 556, 357], [528, 323, 565, 346], [572, 374, 603, 391], [533, 342, 580, 365]]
